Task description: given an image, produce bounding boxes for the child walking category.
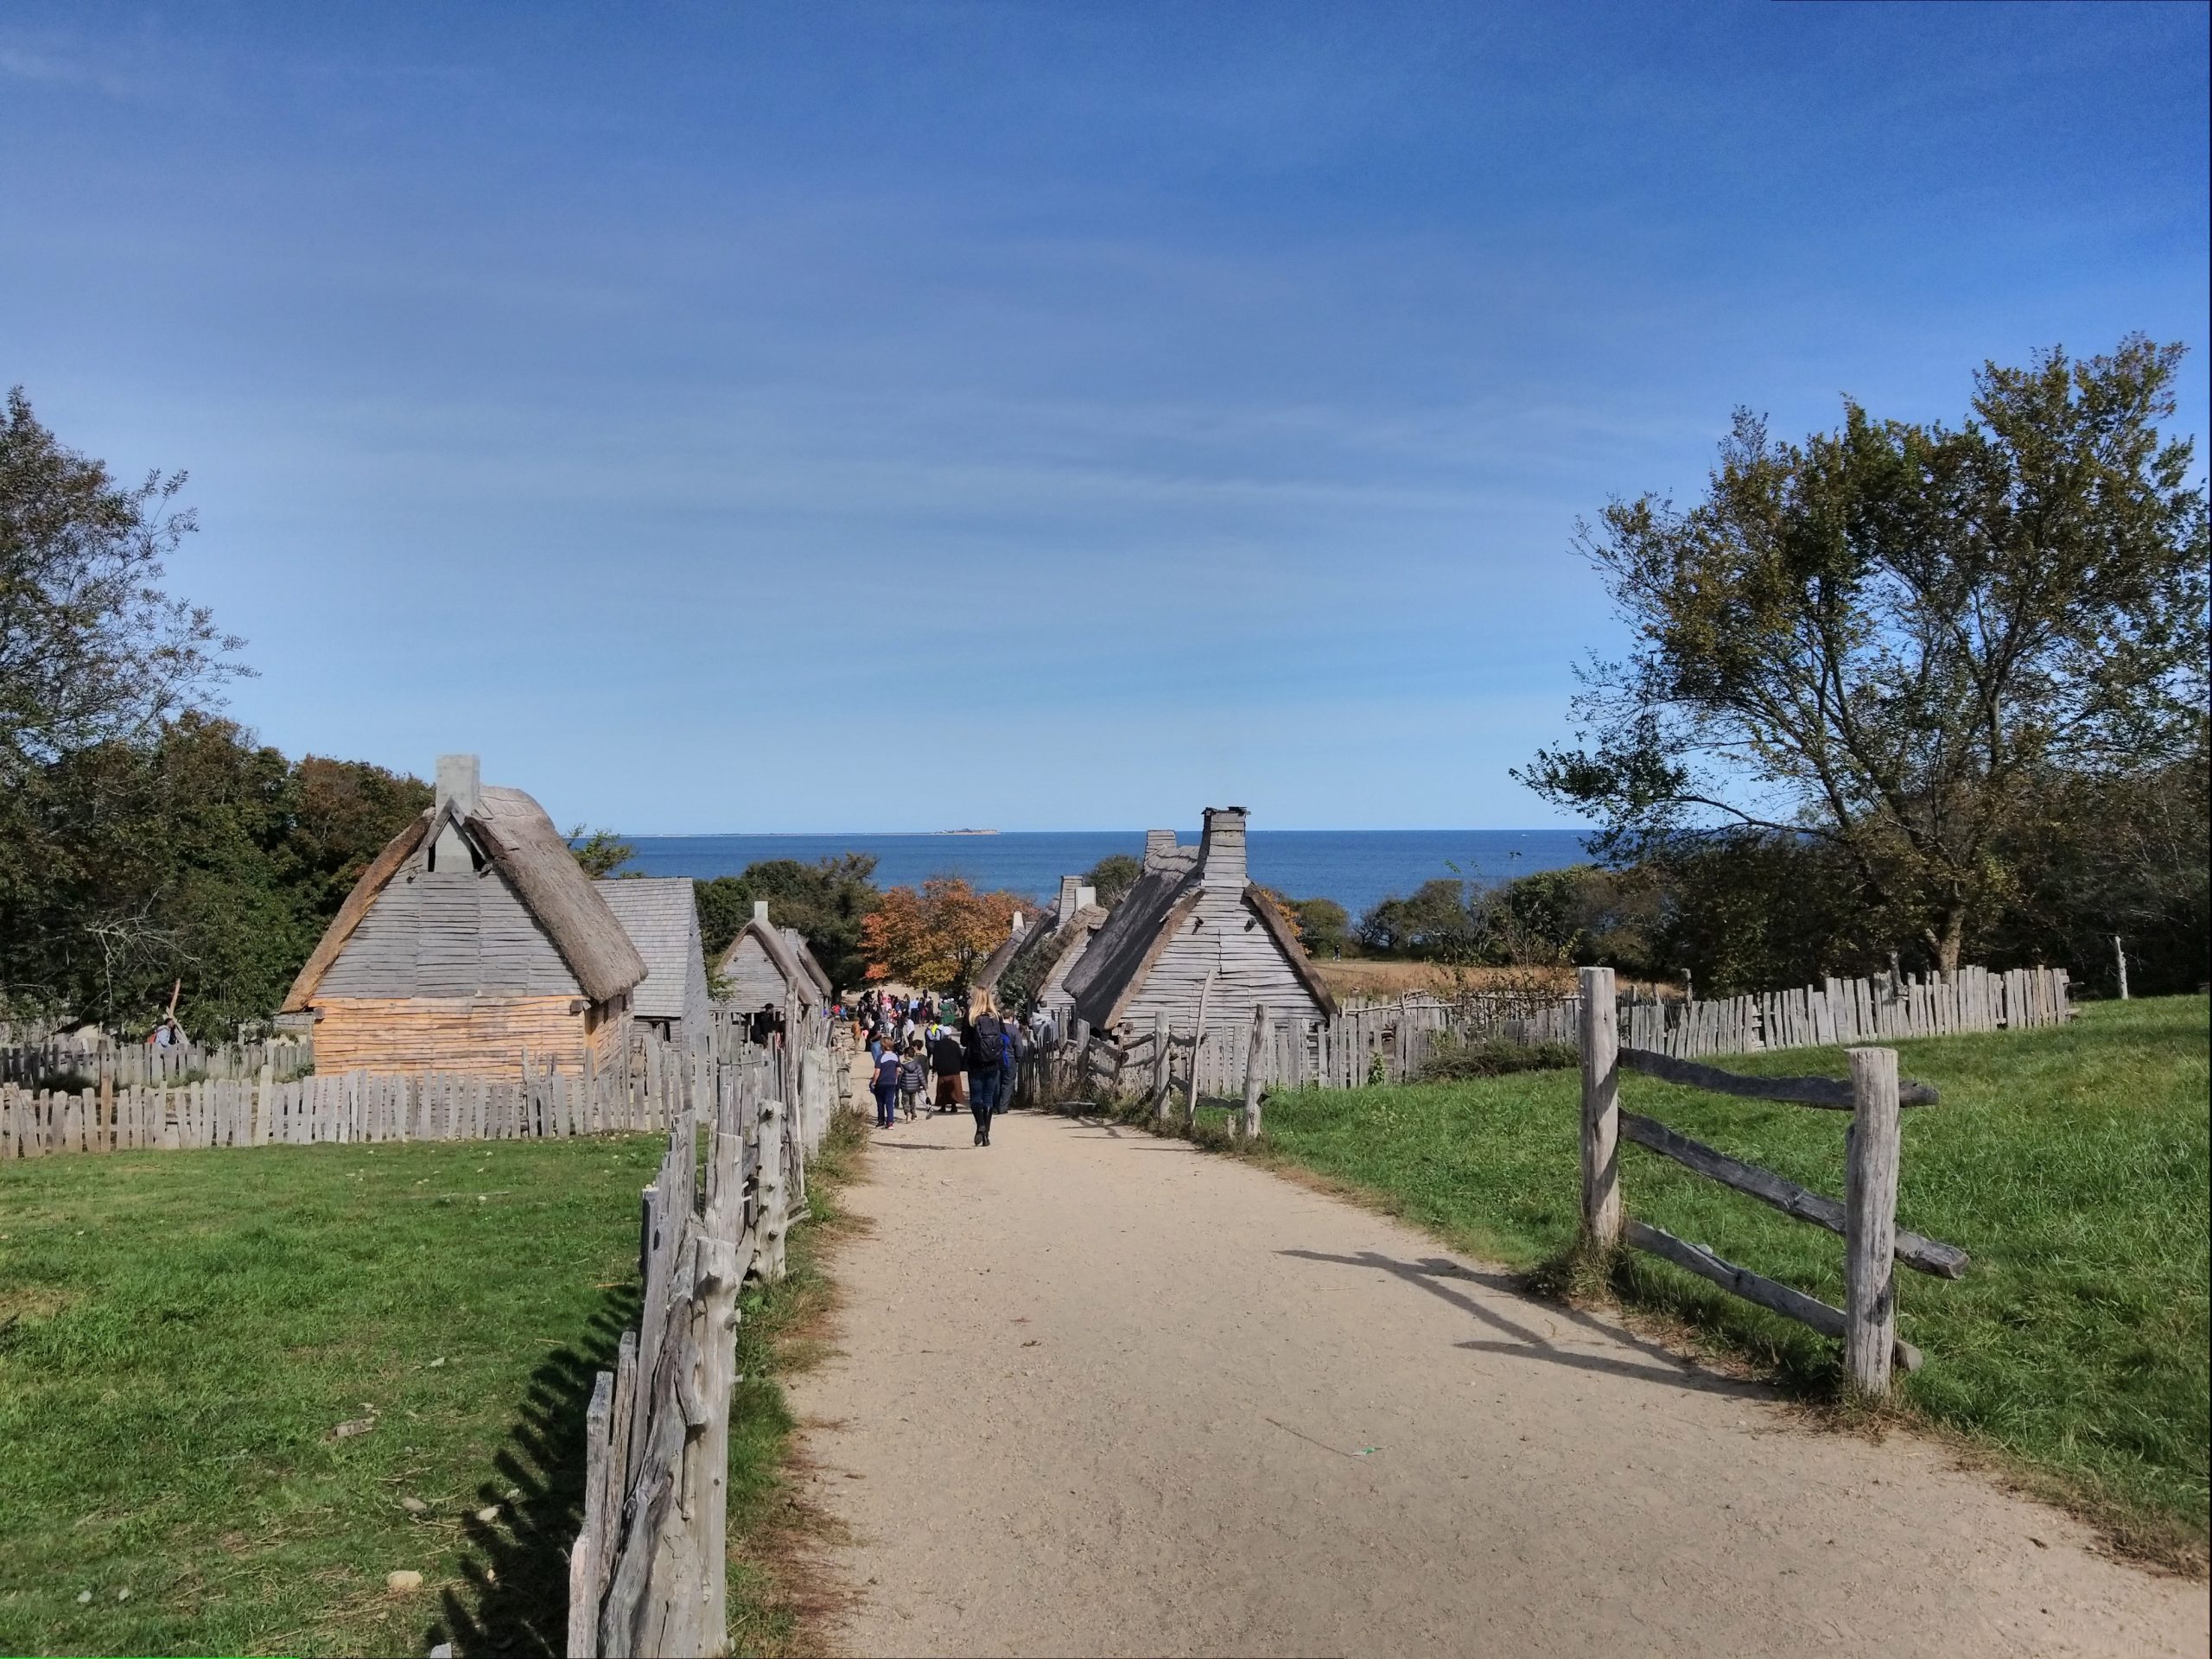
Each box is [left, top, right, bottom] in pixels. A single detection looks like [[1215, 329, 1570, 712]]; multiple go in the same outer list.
[[898, 1040, 928, 1122]]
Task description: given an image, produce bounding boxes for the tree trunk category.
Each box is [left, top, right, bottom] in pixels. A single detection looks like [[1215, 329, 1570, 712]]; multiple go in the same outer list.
[[1928, 906, 1965, 978]]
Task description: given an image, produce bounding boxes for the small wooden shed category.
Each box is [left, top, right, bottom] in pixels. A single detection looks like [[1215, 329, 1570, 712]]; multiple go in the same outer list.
[[595, 878, 712, 1049], [280, 754, 646, 1077], [1064, 808, 1334, 1043], [715, 901, 835, 1018]]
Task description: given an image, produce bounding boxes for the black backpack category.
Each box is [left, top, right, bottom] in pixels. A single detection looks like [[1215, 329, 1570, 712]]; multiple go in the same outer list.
[[972, 1014, 1003, 1066]]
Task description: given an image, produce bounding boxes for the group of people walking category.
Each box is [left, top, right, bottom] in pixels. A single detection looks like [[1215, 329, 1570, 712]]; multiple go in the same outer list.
[[848, 988, 1049, 1147]]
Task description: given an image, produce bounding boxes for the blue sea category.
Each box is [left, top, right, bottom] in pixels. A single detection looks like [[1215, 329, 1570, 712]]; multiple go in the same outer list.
[[613, 830, 1592, 919]]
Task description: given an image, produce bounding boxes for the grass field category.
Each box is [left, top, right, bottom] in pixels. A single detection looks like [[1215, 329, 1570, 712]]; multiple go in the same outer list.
[[1255, 995, 2210, 1568], [0, 1120, 855, 1657]]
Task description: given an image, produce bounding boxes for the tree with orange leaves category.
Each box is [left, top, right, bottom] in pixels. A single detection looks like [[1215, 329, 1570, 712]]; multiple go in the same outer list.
[[857, 875, 1025, 989]]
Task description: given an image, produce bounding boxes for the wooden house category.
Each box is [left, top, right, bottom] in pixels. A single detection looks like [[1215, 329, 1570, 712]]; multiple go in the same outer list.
[[1064, 808, 1334, 1043], [280, 754, 647, 1077], [595, 878, 712, 1048], [979, 877, 1105, 1021], [715, 901, 835, 1018]]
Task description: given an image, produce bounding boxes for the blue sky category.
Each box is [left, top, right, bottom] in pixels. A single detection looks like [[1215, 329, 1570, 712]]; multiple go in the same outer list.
[[3, 3, 2204, 833]]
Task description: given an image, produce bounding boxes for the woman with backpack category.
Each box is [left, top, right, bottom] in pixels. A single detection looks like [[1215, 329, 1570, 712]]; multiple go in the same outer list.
[[963, 988, 1007, 1147]]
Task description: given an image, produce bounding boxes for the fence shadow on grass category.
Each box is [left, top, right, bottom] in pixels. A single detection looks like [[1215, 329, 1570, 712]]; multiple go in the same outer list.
[[428, 1283, 639, 1659]]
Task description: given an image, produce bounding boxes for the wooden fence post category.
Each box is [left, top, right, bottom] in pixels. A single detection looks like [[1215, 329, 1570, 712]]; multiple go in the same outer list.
[[1241, 1003, 1267, 1141], [1579, 966, 1622, 1251], [1151, 1011, 1170, 1120], [1845, 1046, 1901, 1396], [1184, 973, 1214, 1128]]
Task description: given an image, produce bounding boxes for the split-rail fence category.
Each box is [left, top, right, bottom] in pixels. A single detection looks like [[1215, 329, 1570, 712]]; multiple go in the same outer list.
[[1578, 965, 1967, 1396]]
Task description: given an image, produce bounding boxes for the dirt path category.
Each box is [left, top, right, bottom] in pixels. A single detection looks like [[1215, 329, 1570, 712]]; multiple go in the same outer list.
[[788, 1107, 2205, 1658]]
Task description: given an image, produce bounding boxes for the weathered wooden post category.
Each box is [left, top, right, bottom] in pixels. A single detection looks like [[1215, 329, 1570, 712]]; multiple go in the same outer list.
[[1578, 966, 1622, 1251], [1184, 973, 1214, 1128], [755, 1097, 789, 1283], [2113, 935, 2130, 1001], [1151, 1010, 1171, 1119], [1241, 1003, 1268, 1141], [1845, 1046, 1902, 1396]]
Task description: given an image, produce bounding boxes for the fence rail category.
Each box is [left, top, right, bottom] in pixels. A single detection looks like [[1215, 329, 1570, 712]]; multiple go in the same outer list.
[[1578, 965, 1966, 1396]]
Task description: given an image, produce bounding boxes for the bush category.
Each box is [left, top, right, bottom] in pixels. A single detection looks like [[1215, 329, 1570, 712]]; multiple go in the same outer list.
[[1415, 1037, 1579, 1084]]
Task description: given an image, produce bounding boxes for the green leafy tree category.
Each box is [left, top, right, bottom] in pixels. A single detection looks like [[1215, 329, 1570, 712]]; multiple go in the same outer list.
[[1290, 896, 1350, 957], [1521, 339, 2209, 974], [568, 827, 635, 878], [1084, 853, 1143, 910]]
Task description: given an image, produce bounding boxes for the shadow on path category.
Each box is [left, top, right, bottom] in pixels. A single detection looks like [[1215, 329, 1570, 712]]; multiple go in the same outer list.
[[426, 1283, 639, 1659], [1280, 1248, 1764, 1399]]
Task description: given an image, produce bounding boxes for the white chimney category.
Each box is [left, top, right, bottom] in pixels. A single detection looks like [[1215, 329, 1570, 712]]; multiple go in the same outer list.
[[753, 900, 771, 926], [1011, 910, 1025, 937], [1198, 806, 1248, 888], [435, 753, 481, 817], [1077, 885, 1096, 911], [1143, 829, 1178, 870]]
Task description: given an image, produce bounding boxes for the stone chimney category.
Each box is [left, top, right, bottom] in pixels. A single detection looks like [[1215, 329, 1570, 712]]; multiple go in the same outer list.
[[435, 753, 481, 818], [1077, 885, 1096, 912], [753, 900, 771, 926], [1198, 806, 1248, 888], [1057, 875, 1082, 924], [1143, 829, 1178, 870], [430, 753, 480, 872], [1011, 910, 1025, 938]]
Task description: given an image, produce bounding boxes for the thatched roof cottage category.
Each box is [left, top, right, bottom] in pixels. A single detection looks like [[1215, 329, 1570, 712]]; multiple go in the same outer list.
[[981, 877, 1105, 1021], [716, 901, 835, 1017], [1063, 809, 1334, 1042], [595, 878, 711, 1048], [280, 754, 646, 1077]]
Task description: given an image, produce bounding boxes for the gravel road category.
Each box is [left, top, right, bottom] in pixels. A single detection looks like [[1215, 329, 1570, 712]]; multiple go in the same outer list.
[[787, 1105, 2206, 1658]]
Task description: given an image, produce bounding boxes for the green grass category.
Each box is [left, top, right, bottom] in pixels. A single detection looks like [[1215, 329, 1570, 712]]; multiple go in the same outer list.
[[1254, 995, 2210, 1567], [0, 1118, 862, 1657]]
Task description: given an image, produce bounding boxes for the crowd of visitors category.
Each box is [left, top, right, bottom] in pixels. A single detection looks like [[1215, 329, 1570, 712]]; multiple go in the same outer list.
[[838, 988, 1058, 1148]]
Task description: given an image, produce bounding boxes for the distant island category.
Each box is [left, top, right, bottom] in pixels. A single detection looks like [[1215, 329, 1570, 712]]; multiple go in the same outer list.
[[934, 828, 999, 836]]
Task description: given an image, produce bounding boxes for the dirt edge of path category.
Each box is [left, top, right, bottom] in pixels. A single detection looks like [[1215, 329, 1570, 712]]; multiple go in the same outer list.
[[728, 1116, 876, 1657]]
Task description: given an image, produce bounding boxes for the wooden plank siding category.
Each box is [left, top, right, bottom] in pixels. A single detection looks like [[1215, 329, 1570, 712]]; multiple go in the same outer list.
[[310, 994, 626, 1077]]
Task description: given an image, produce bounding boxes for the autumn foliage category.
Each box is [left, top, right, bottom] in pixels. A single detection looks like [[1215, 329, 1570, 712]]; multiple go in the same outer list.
[[858, 876, 1026, 988]]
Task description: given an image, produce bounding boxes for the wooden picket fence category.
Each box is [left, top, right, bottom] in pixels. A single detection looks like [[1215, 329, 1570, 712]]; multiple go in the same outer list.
[[0, 1027, 846, 1162], [0, 1034, 313, 1089], [1578, 966, 1967, 1396], [1032, 963, 2073, 1109], [567, 1041, 852, 1657]]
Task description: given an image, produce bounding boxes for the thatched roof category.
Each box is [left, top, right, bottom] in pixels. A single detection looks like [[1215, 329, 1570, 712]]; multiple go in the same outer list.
[[781, 927, 836, 1001], [975, 912, 1050, 995], [282, 785, 647, 1013]]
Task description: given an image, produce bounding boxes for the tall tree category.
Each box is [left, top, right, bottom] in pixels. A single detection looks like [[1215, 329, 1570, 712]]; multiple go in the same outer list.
[[1, 387, 242, 778], [857, 876, 1022, 990], [1520, 339, 2209, 973]]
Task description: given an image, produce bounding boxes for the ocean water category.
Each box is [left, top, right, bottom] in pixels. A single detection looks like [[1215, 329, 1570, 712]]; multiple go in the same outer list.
[[613, 829, 1592, 919]]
